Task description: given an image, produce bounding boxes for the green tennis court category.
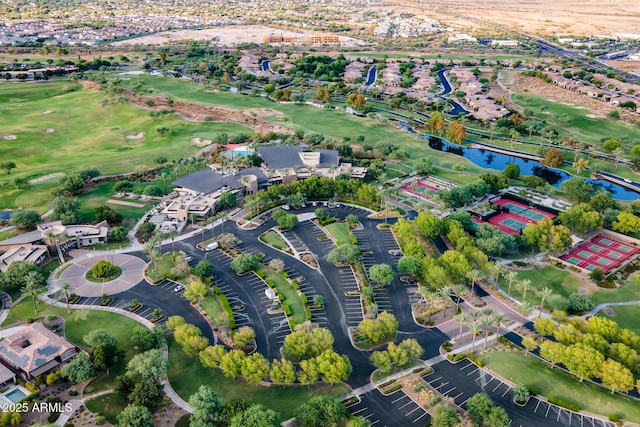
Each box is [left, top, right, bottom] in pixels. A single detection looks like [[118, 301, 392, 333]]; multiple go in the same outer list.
[[499, 217, 527, 231], [585, 265, 595, 271], [502, 203, 547, 221], [578, 250, 593, 259], [597, 258, 612, 266], [607, 251, 623, 260], [618, 245, 633, 253], [566, 257, 581, 265], [589, 244, 604, 252], [599, 238, 613, 246]]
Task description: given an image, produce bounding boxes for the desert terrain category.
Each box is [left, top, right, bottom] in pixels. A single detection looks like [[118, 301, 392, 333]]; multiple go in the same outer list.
[[383, 0, 640, 36]]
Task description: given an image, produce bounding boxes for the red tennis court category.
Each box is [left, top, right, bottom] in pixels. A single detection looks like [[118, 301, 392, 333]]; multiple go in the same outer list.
[[560, 234, 640, 272], [494, 198, 556, 222]]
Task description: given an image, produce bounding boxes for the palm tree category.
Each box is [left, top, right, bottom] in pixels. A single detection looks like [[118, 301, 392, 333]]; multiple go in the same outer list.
[[518, 279, 533, 305], [470, 309, 482, 322], [167, 227, 179, 256], [143, 240, 160, 276], [470, 321, 482, 352], [482, 314, 496, 351], [215, 211, 226, 234], [466, 269, 482, 293], [438, 285, 452, 317], [60, 281, 71, 314], [491, 261, 505, 284], [454, 312, 467, 342], [519, 301, 531, 324], [22, 271, 41, 314], [494, 312, 505, 337], [423, 290, 439, 321], [504, 270, 518, 296], [198, 221, 207, 244], [159, 171, 169, 194], [244, 197, 260, 225], [536, 287, 553, 318]]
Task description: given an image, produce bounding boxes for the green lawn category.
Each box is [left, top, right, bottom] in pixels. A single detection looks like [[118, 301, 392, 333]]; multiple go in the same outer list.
[[199, 293, 226, 327], [511, 93, 640, 146], [0, 80, 252, 211], [76, 182, 154, 227], [146, 252, 178, 283], [259, 266, 306, 325], [325, 223, 352, 246], [499, 266, 583, 308], [484, 351, 640, 422], [260, 230, 290, 252], [85, 392, 129, 425], [597, 305, 640, 336], [167, 339, 349, 419], [590, 275, 640, 306]]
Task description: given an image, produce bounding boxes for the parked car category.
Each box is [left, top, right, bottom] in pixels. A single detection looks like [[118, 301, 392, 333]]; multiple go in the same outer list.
[[282, 205, 291, 210], [173, 284, 185, 293], [312, 202, 317, 207], [205, 242, 219, 251], [183, 255, 193, 262]]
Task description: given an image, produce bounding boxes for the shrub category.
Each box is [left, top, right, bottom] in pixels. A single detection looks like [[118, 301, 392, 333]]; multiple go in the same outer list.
[[282, 303, 292, 316], [94, 415, 106, 425], [567, 293, 594, 313], [215, 289, 235, 329], [548, 396, 579, 412]]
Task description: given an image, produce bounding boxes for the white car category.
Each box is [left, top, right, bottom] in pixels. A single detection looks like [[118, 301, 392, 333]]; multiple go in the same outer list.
[[623, 178, 632, 183], [312, 202, 317, 207], [282, 205, 291, 210], [173, 284, 185, 293]]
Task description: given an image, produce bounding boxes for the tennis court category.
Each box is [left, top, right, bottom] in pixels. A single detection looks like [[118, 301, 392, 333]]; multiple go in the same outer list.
[[500, 202, 547, 221], [499, 217, 527, 231], [560, 234, 640, 273]]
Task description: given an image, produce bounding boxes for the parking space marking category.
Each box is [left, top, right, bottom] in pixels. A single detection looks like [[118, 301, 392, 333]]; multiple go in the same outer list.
[[442, 387, 456, 396]]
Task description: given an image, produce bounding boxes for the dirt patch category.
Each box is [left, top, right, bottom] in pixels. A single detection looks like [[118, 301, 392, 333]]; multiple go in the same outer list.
[[190, 137, 212, 146], [122, 89, 294, 136], [2, 135, 16, 140], [246, 108, 284, 119], [42, 110, 53, 114], [126, 132, 145, 139], [107, 199, 146, 208], [80, 81, 100, 90], [601, 306, 616, 317], [45, 128, 55, 133], [29, 172, 65, 184]]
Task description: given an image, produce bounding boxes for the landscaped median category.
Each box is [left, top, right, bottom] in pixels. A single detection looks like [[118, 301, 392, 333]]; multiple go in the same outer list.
[[257, 266, 310, 328]]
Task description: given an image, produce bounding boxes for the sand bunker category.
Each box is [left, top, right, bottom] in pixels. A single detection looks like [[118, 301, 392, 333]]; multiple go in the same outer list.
[[42, 110, 53, 114], [45, 128, 55, 133], [126, 132, 145, 140], [29, 172, 65, 184], [586, 114, 599, 119], [2, 135, 17, 140], [190, 137, 212, 146], [107, 199, 146, 208], [246, 108, 284, 119]]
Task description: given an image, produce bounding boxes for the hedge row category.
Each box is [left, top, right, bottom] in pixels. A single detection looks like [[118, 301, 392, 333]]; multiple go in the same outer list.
[[214, 287, 235, 329]]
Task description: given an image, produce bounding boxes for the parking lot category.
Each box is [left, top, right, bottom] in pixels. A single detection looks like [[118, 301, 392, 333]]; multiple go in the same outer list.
[[428, 360, 615, 427], [346, 389, 430, 426]]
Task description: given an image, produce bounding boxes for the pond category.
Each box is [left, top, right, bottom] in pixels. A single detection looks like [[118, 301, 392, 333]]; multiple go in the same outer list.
[[425, 136, 640, 201]]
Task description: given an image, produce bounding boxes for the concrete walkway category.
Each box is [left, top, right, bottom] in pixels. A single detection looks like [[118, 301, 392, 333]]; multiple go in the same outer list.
[[38, 293, 192, 413]]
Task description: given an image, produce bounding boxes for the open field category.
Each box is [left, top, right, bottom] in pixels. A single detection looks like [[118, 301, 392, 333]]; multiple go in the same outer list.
[[597, 305, 640, 336], [484, 351, 640, 422], [0, 81, 252, 182], [511, 93, 640, 146], [383, 0, 640, 36], [500, 265, 640, 308], [167, 339, 349, 419]]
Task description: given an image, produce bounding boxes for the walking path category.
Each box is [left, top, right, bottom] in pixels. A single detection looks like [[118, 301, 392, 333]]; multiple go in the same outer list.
[[38, 294, 192, 413]]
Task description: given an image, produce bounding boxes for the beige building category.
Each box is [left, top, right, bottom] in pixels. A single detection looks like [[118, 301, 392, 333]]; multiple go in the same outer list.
[[0, 323, 77, 379], [0, 245, 48, 273]]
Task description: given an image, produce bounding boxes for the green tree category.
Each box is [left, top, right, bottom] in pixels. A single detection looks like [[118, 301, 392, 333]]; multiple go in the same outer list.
[[61, 352, 95, 383], [240, 352, 270, 385], [558, 203, 603, 234], [199, 345, 226, 369], [427, 111, 446, 135], [295, 396, 348, 427], [269, 358, 296, 386], [230, 254, 259, 273], [220, 349, 247, 379], [600, 358, 635, 394], [230, 404, 281, 427], [188, 385, 224, 427], [131, 326, 160, 351], [466, 393, 494, 422], [277, 213, 298, 230], [539, 340, 566, 369], [217, 191, 237, 210], [1, 161, 16, 174], [116, 404, 154, 427], [564, 343, 604, 382], [9, 210, 41, 231], [21, 271, 41, 314], [126, 349, 168, 382], [233, 326, 256, 349], [314, 349, 352, 384], [283, 325, 334, 362], [560, 178, 594, 203], [415, 211, 444, 239], [612, 211, 640, 234], [503, 163, 520, 179], [369, 263, 394, 286], [398, 256, 423, 276], [327, 244, 361, 265], [346, 417, 372, 427], [602, 139, 621, 152], [431, 404, 461, 427], [184, 280, 209, 303]]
